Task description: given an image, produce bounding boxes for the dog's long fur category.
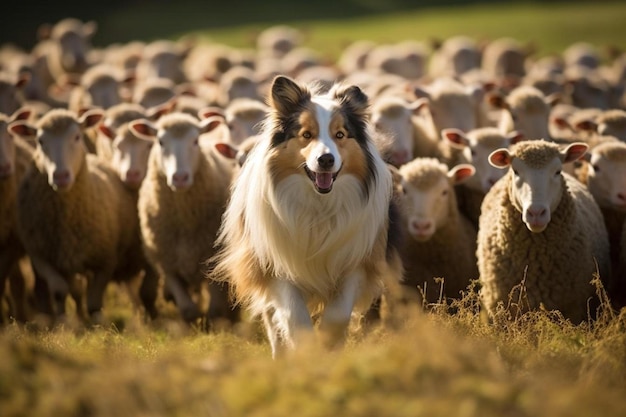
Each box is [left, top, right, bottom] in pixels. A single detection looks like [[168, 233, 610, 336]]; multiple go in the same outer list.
[[211, 75, 402, 356]]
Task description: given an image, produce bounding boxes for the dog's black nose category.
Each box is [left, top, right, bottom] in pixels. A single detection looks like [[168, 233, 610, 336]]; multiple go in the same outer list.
[[317, 153, 335, 169]]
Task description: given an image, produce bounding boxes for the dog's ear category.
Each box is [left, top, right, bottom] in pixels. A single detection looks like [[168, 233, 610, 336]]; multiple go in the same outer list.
[[335, 84, 369, 117], [269, 75, 310, 116]]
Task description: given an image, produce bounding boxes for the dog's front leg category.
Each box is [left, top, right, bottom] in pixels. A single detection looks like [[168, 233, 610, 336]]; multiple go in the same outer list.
[[265, 279, 313, 358], [318, 268, 363, 349]]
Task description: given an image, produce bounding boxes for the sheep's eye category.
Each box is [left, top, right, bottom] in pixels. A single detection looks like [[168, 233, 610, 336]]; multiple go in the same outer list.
[[513, 169, 519, 176], [75, 134, 80, 142], [442, 189, 448, 196], [592, 164, 600, 172], [193, 139, 199, 146], [302, 131, 312, 139], [555, 169, 561, 176], [470, 149, 477, 157], [158, 140, 164, 147], [335, 131, 345, 139]]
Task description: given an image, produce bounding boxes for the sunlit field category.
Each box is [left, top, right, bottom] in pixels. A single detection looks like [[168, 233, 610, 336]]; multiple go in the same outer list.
[[1, 1, 626, 416]]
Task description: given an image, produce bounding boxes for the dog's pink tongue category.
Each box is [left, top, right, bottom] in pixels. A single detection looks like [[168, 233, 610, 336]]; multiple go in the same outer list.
[[315, 172, 333, 189]]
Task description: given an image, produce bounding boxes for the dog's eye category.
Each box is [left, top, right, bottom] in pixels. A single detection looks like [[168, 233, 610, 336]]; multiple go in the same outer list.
[[302, 131, 312, 139], [335, 131, 345, 139]]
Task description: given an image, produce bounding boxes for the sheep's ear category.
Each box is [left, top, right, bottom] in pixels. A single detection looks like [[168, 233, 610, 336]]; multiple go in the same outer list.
[[198, 106, 225, 121], [489, 148, 513, 168], [413, 86, 431, 100], [408, 98, 429, 115], [487, 92, 509, 109], [214, 142, 239, 160], [199, 115, 224, 134], [507, 130, 525, 144], [98, 123, 115, 140], [561, 142, 589, 164], [82, 20, 98, 38], [269, 75, 310, 117], [448, 164, 475, 185], [551, 116, 571, 131], [8, 120, 36, 138], [442, 128, 468, 149], [147, 98, 176, 120], [16, 72, 30, 89], [79, 109, 104, 129], [466, 84, 485, 103], [574, 119, 597, 132], [129, 119, 157, 140], [546, 92, 561, 107], [10, 107, 32, 123]]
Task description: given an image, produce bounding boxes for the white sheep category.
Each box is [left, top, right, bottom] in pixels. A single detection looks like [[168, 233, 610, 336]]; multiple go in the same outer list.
[[369, 95, 439, 167], [442, 127, 524, 227], [10, 108, 143, 324], [576, 141, 626, 307], [130, 112, 239, 326], [477, 139, 611, 323], [396, 157, 478, 305], [428, 35, 482, 79]]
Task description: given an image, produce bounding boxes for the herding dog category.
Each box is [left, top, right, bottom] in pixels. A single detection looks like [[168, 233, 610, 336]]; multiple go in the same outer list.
[[210, 75, 403, 357]]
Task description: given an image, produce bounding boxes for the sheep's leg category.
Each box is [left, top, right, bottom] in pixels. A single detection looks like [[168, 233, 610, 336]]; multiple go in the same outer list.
[[206, 280, 239, 328], [29, 255, 69, 321], [164, 274, 200, 322], [86, 269, 111, 325], [139, 264, 159, 320], [265, 280, 312, 358], [318, 268, 362, 349]]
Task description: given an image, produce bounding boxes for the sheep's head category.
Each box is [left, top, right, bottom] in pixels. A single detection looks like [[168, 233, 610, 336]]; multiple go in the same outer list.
[[398, 157, 474, 241], [489, 139, 587, 233], [10, 108, 102, 191], [585, 141, 626, 211]]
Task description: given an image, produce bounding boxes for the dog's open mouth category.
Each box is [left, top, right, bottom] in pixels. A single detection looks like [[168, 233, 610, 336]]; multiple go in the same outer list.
[[304, 165, 341, 194]]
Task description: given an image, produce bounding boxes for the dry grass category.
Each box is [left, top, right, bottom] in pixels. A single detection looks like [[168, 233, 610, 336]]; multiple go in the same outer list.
[[1, 277, 625, 417]]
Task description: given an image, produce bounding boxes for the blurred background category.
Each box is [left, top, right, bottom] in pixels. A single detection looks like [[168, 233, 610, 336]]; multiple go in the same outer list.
[[3, 0, 624, 54]]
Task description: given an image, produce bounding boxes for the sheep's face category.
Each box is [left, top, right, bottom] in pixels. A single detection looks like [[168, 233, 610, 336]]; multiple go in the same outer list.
[[463, 138, 510, 193], [371, 103, 415, 167], [490, 141, 588, 233], [155, 127, 202, 191], [110, 125, 154, 190], [87, 76, 122, 110], [399, 160, 474, 241], [586, 146, 626, 211], [37, 122, 86, 192], [401, 175, 451, 241], [509, 157, 564, 233]]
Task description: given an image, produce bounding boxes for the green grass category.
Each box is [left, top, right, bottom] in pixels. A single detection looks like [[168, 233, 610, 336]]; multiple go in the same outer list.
[[173, 1, 626, 61]]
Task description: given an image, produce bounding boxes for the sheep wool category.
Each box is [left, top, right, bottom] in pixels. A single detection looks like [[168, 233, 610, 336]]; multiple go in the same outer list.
[[477, 140, 610, 323]]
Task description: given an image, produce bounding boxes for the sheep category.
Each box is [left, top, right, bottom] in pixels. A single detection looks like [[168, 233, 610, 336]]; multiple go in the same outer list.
[[365, 40, 429, 81], [562, 65, 611, 110], [396, 157, 478, 305], [131, 77, 177, 109], [562, 42, 601, 70], [442, 127, 524, 227], [256, 25, 303, 60], [0, 70, 30, 115], [130, 112, 239, 326], [576, 141, 626, 307], [477, 139, 611, 323], [428, 35, 482, 79], [0, 107, 35, 322], [10, 108, 144, 324], [213, 65, 262, 108], [65, 63, 133, 114], [488, 85, 558, 141], [586, 109, 626, 142], [481, 37, 533, 86], [134, 39, 190, 85], [222, 98, 268, 145], [369, 95, 440, 167], [336, 40, 376, 75]]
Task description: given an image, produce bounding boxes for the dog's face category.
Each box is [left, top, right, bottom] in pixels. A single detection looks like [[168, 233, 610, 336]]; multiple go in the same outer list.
[[266, 75, 375, 196]]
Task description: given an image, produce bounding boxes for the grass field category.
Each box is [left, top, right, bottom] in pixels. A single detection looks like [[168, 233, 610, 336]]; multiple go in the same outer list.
[[2, 2, 626, 416]]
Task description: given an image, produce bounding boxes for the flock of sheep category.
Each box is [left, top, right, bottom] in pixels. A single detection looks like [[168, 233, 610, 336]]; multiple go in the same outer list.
[[0, 18, 625, 329]]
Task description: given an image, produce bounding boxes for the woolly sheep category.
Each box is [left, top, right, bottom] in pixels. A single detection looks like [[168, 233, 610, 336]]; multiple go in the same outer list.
[[577, 141, 626, 306], [397, 157, 478, 305], [488, 85, 558, 141], [65, 63, 133, 114], [442, 127, 524, 227], [0, 107, 34, 322], [477, 140, 610, 323], [0, 71, 30, 115], [134, 39, 190, 85], [370, 95, 439, 167], [130, 112, 239, 325], [481, 37, 533, 83], [562, 66, 611, 110], [10, 108, 143, 324], [365, 41, 429, 81], [562, 42, 601, 70], [214, 65, 262, 108], [256, 25, 303, 60], [428, 35, 482, 79]]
